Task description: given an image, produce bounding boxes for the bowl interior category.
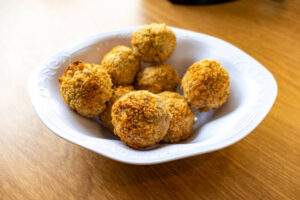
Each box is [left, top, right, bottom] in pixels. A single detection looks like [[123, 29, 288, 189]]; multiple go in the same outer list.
[[48, 31, 252, 148]]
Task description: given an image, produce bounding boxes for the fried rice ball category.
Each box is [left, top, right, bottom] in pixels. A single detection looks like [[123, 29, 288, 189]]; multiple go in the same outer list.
[[135, 63, 180, 93], [111, 91, 171, 149], [58, 61, 113, 117], [131, 23, 176, 63], [101, 45, 140, 86], [99, 86, 134, 132], [158, 92, 195, 143], [181, 60, 230, 112]]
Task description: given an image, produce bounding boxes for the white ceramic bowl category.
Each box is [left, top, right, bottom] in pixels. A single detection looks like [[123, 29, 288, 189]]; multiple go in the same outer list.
[[28, 27, 277, 164]]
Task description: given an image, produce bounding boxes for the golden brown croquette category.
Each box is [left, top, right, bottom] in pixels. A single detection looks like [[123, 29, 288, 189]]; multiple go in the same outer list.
[[135, 63, 180, 93], [158, 91, 195, 143], [131, 23, 176, 63], [111, 91, 171, 149], [181, 60, 230, 112], [58, 61, 113, 117], [101, 45, 140, 86]]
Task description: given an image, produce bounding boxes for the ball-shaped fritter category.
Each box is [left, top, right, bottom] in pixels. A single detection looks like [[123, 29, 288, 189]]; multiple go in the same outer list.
[[131, 23, 176, 63], [181, 60, 230, 112], [111, 91, 171, 149], [99, 86, 134, 132], [59, 61, 113, 117], [158, 92, 195, 143], [135, 63, 180, 93], [101, 45, 140, 86]]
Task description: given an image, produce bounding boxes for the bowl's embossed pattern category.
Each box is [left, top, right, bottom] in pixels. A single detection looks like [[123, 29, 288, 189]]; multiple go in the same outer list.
[[28, 27, 277, 164]]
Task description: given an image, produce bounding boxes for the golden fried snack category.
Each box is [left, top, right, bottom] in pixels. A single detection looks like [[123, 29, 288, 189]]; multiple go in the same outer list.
[[111, 91, 171, 149], [135, 63, 180, 93], [59, 61, 113, 117], [158, 92, 195, 143], [181, 60, 230, 112], [101, 45, 140, 86], [131, 23, 176, 63], [99, 86, 134, 132]]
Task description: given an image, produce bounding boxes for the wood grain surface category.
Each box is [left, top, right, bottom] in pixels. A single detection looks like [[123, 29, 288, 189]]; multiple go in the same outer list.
[[1, 0, 300, 199]]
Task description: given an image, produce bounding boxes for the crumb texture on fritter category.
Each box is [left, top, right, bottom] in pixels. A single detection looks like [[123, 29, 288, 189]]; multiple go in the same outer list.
[[111, 91, 171, 149], [135, 63, 180, 93], [59, 61, 113, 117], [131, 23, 176, 63], [101, 45, 140, 86], [99, 86, 134, 132], [158, 92, 195, 143], [181, 60, 230, 112]]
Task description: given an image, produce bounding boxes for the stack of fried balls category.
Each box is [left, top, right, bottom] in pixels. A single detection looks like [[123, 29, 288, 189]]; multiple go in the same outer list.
[[59, 23, 230, 149]]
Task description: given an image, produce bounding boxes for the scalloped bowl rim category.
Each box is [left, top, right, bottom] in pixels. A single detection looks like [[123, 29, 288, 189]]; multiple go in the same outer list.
[[28, 27, 277, 164]]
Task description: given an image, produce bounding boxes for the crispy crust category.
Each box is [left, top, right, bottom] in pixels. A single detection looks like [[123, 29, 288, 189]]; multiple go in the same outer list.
[[135, 63, 180, 93], [58, 61, 113, 117], [111, 91, 171, 149], [101, 45, 140, 86], [99, 86, 134, 132], [181, 60, 230, 112], [158, 92, 195, 143], [131, 23, 176, 63]]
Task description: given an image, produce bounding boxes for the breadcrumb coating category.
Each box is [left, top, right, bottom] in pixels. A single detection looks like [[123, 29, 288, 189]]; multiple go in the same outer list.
[[158, 92, 195, 143], [101, 45, 140, 86], [99, 86, 134, 132], [111, 91, 171, 149], [59, 61, 113, 117], [131, 23, 176, 63], [181, 60, 230, 112], [135, 63, 180, 93]]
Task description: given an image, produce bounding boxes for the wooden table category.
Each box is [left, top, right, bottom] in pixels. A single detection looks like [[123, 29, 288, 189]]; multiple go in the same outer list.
[[1, 0, 299, 199]]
